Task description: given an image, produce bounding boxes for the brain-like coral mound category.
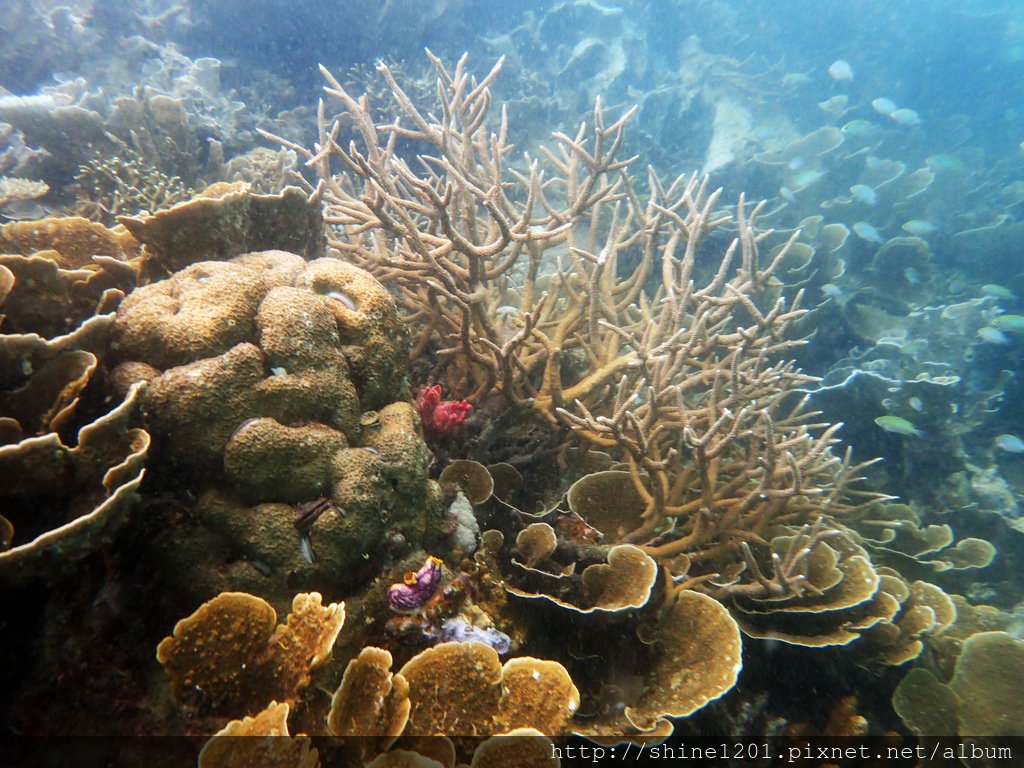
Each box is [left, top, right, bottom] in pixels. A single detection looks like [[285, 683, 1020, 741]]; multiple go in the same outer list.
[[112, 251, 439, 602]]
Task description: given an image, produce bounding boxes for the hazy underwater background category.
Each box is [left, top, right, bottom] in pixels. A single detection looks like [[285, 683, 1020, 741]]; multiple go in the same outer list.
[[2, 0, 1024, 762]]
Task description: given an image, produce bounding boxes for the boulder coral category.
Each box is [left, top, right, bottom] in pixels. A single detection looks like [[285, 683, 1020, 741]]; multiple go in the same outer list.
[[109, 249, 439, 603]]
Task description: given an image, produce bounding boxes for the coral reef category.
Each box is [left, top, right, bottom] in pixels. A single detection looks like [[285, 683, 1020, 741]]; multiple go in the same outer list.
[[73, 143, 193, 222], [267, 58, 884, 602], [160, 588, 574, 762], [0, 212, 148, 583], [0, 176, 48, 217], [157, 591, 344, 715], [119, 183, 325, 276], [0, 381, 148, 582], [252, 54, 1018, 747], [109, 249, 438, 605], [199, 701, 319, 768], [893, 631, 1024, 738], [3, 12, 1023, 757]]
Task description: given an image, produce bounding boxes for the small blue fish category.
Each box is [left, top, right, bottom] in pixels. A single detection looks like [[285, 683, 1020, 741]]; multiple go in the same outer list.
[[926, 154, 964, 172], [908, 397, 924, 412], [842, 119, 877, 137], [901, 219, 937, 235], [821, 283, 845, 300], [790, 170, 825, 190], [991, 314, 1024, 333], [783, 72, 812, 87], [828, 60, 854, 81], [871, 98, 898, 116], [853, 221, 885, 244], [875, 415, 923, 437], [904, 267, 921, 284], [995, 434, 1024, 453], [890, 108, 921, 126], [982, 284, 1015, 300], [977, 326, 1011, 345], [779, 186, 797, 204], [300, 534, 316, 563], [850, 184, 877, 206]]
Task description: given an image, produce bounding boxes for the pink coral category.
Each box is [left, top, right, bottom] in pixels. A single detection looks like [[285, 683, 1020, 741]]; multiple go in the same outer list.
[[417, 385, 473, 440]]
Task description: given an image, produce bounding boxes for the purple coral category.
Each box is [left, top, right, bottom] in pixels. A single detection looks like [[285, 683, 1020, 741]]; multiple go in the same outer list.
[[433, 617, 511, 655], [387, 556, 443, 613]]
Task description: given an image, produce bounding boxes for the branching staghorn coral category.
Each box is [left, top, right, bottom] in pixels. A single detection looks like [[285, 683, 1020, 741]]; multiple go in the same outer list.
[[263, 54, 888, 598], [0, 176, 48, 209], [74, 143, 193, 222]]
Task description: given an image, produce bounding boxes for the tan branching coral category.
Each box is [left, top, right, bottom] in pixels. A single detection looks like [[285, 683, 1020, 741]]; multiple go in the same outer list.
[[725, 527, 899, 648], [74, 144, 193, 223], [156, 591, 344, 715], [0, 176, 48, 211], [265, 54, 885, 614]]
